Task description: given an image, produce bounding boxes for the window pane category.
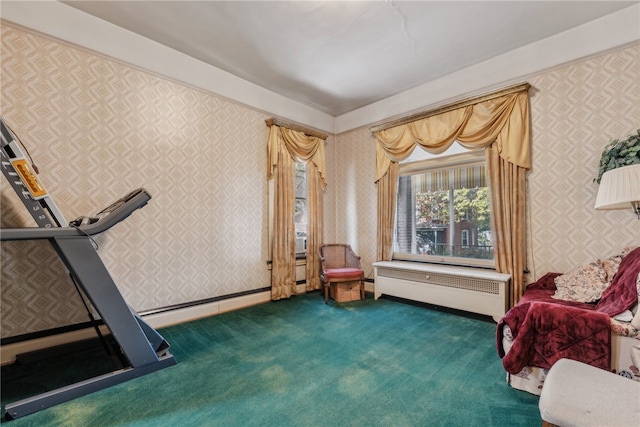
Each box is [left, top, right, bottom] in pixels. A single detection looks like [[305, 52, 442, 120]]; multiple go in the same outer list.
[[295, 198, 307, 230], [295, 163, 306, 199], [295, 163, 307, 255], [394, 160, 493, 265]]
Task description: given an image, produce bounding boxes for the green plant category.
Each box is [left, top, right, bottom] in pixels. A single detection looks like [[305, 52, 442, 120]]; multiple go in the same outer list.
[[594, 129, 640, 183]]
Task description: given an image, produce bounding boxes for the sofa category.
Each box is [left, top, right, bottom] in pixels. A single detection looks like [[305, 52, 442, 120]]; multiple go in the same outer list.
[[496, 246, 640, 394]]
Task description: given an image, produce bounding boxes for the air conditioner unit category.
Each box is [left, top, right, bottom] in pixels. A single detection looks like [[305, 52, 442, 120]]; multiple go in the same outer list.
[[295, 236, 306, 253]]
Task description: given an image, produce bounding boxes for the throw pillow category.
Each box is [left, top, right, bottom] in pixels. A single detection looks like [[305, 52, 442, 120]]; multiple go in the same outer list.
[[552, 261, 608, 303]]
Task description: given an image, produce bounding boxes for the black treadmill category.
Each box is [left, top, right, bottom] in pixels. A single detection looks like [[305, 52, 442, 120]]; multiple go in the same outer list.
[[1, 118, 177, 420]]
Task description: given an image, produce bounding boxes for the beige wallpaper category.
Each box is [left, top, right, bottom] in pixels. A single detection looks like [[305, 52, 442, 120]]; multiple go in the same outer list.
[[323, 135, 337, 247], [332, 43, 640, 286], [330, 127, 378, 280], [1, 23, 272, 337], [526, 44, 640, 276]]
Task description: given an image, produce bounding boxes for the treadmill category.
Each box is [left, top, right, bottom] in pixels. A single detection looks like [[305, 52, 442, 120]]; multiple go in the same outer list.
[[0, 118, 177, 420]]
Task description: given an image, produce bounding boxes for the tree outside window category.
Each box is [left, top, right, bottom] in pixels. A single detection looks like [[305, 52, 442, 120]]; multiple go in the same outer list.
[[394, 151, 494, 267]]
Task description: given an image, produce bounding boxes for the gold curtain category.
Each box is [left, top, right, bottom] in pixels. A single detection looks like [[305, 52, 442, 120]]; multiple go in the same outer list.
[[271, 134, 296, 300], [268, 127, 327, 187], [376, 162, 398, 262], [373, 88, 530, 305], [487, 145, 527, 307], [306, 161, 323, 292], [375, 91, 530, 181], [267, 123, 327, 300]]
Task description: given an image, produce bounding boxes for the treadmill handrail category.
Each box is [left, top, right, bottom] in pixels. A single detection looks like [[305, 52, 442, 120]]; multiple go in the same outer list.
[[0, 188, 151, 241]]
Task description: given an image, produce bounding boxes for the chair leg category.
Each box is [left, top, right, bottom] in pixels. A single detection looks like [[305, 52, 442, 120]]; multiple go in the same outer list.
[[324, 283, 329, 304], [360, 279, 365, 300]]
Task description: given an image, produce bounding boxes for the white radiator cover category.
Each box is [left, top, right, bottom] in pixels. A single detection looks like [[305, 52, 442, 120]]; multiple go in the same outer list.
[[373, 261, 510, 321]]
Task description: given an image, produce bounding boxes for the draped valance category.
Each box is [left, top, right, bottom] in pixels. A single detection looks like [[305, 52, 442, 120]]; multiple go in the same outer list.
[[266, 118, 327, 188], [373, 85, 531, 182]]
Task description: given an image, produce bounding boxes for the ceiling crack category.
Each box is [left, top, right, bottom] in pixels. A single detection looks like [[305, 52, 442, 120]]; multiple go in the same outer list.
[[386, 0, 417, 55]]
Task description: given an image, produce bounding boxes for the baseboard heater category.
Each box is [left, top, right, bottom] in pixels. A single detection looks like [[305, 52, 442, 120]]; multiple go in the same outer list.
[[373, 261, 510, 322]]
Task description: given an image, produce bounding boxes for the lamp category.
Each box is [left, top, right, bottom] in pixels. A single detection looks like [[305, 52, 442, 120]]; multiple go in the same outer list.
[[595, 164, 640, 219]]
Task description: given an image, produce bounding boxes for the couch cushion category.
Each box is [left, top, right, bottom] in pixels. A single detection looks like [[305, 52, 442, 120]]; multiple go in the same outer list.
[[539, 358, 640, 427]]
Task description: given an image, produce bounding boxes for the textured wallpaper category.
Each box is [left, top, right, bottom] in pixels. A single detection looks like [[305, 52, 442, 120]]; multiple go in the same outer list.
[[330, 127, 378, 280], [1, 23, 272, 337], [526, 44, 640, 277], [333, 43, 640, 286]]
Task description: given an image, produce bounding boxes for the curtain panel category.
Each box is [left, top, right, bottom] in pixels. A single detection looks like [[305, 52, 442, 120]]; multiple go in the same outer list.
[[373, 88, 531, 305], [267, 124, 327, 300], [306, 161, 323, 292], [270, 141, 297, 300], [487, 144, 527, 307], [376, 162, 399, 262]]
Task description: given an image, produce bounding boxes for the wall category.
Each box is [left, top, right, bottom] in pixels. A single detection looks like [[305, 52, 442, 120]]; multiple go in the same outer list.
[[329, 127, 378, 280], [0, 23, 273, 338], [526, 44, 640, 275], [332, 43, 640, 283]]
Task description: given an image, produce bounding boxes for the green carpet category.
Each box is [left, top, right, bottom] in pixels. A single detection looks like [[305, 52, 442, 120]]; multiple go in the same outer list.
[[1, 293, 540, 426]]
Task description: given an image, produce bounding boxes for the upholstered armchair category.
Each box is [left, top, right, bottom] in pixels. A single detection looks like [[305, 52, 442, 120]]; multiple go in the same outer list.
[[318, 244, 365, 304]]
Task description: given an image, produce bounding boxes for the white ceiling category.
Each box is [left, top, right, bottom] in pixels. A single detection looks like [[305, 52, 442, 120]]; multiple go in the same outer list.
[[54, 1, 640, 116]]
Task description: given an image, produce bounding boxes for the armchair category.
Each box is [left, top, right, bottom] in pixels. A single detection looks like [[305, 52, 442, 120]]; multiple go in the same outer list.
[[318, 244, 365, 304], [539, 357, 640, 427]]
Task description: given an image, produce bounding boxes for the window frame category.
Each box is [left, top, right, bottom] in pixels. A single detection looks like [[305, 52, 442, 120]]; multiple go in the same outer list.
[[461, 229, 470, 248], [393, 149, 495, 269]]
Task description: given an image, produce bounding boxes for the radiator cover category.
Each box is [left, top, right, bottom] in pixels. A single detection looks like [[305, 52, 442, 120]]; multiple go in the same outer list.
[[373, 261, 510, 321]]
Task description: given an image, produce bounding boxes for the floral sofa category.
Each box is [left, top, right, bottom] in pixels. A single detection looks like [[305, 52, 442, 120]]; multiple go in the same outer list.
[[496, 246, 640, 394]]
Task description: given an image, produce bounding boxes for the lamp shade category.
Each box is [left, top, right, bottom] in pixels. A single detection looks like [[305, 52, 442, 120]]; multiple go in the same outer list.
[[595, 164, 640, 210]]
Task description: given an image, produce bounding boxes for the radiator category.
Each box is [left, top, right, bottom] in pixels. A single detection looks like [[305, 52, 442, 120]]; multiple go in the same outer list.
[[373, 261, 510, 321]]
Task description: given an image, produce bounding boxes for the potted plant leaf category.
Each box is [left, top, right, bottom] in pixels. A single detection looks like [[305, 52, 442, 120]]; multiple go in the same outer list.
[[594, 129, 640, 184]]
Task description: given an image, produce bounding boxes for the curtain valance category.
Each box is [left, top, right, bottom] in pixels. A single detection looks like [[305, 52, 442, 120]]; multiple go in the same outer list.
[[373, 87, 530, 182], [266, 120, 327, 188]]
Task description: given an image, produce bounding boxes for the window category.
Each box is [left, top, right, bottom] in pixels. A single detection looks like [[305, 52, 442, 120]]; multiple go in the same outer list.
[[461, 229, 470, 248], [267, 161, 308, 263], [393, 149, 493, 267], [294, 162, 307, 257]]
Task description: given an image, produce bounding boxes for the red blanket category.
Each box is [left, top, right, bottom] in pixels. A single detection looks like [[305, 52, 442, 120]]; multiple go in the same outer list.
[[497, 300, 611, 374], [497, 247, 640, 374], [596, 247, 640, 315]]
